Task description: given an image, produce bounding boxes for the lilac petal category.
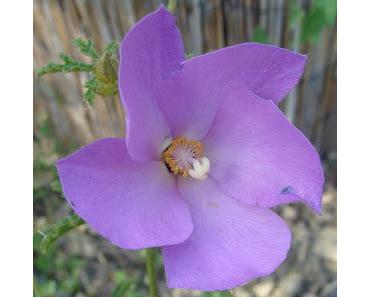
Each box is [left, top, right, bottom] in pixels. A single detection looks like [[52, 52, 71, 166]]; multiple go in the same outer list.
[[163, 178, 291, 291], [156, 43, 306, 139], [119, 6, 185, 162], [203, 87, 324, 213], [56, 138, 193, 249]]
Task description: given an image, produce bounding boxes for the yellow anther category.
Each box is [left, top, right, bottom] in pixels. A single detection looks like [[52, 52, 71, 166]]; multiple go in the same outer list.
[[163, 137, 204, 177]]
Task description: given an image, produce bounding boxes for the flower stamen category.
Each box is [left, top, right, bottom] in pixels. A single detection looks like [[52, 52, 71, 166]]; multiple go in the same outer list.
[[163, 137, 210, 180]]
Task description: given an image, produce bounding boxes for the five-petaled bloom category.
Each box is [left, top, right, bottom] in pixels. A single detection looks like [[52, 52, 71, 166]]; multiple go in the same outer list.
[[57, 6, 324, 291]]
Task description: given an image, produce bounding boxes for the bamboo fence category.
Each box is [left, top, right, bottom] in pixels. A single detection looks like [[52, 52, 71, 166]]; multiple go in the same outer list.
[[33, 0, 337, 156]]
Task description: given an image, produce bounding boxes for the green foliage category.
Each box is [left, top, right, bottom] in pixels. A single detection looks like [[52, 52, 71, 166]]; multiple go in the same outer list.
[[38, 38, 119, 106], [34, 232, 86, 297], [301, 6, 327, 43], [288, 0, 305, 29], [111, 272, 148, 297], [111, 279, 134, 297], [251, 26, 269, 43], [314, 0, 337, 25], [105, 40, 119, 55], [84, 77, 99, 105], [49, 179, 62, 194], [301, 0, 336, 43], [33, 278, 57, 297], [84, 76, 118, 105], [72, 38, 99, 60], [33, 114, 63, 201], [37, 213, 85, 254], [37, 54, 93, 76], [251, 0, 336, 46], [82, 41, 119, 104]]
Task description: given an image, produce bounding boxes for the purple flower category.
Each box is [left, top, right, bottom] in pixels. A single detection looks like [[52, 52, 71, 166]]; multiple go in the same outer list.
[[57, 6, 324, 291]]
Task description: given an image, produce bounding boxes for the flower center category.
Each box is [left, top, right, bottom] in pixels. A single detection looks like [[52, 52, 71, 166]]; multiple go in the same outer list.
[[163, 137, 210, 180]]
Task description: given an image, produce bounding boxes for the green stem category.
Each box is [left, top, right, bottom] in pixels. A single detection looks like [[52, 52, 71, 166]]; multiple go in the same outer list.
[[38, 213, 85, 254], [167, 0, 176, 13], [145, 248, 159, 297]]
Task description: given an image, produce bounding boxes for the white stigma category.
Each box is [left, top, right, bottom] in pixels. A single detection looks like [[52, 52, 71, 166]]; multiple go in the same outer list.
[[189, 157, 211, 181]]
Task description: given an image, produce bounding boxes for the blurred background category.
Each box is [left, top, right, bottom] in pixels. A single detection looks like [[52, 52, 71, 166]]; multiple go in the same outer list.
[[33, 1, 337, 297]]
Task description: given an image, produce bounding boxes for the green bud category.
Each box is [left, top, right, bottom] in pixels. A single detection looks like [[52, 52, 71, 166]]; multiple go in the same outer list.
[[93, 50, 118, 84], [96, 80, 118, 97]]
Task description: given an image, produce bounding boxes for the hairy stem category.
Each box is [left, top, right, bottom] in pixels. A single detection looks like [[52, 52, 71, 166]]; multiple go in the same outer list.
[[38, 213, 85, 254], [146, 248, 159, 297]]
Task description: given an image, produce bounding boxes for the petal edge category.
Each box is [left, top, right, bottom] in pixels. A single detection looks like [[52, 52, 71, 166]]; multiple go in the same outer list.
[[119, 6, 185, 162], [57, 138, 193, 249], [203, 87, 324, 213], [163, 178, 291, 291]]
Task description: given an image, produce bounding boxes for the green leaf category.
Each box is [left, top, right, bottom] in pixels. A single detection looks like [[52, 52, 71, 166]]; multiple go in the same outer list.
[[104, 40, 119, 55], [84, 77, 98, 105], [72, 38, 99, 60], [301, 0, 336, 44], [251, 26, 269, 43], [35, 279, 57, 297], [314, 0, 337, 25], [37, 213, 85, 254], [111, 280, 134, 297], [37, 54, 93, 76], [301, 6, 327, 44]]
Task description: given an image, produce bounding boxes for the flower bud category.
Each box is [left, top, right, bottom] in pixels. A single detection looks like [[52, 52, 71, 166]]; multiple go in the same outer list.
[[93, 50, 118, 84]]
